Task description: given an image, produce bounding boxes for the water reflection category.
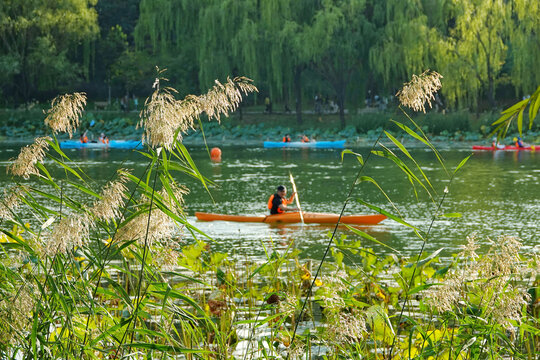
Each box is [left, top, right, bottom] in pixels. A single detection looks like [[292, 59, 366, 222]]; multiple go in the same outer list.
[[1, 144, 538, 262]]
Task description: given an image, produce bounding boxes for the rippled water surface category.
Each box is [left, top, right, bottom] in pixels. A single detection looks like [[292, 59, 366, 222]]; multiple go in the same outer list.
[[2, 143, 538, 261]]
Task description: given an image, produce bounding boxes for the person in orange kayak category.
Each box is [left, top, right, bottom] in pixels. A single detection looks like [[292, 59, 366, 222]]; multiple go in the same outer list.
[[282, 134, 291, 142], [268, 185, 298, 214]]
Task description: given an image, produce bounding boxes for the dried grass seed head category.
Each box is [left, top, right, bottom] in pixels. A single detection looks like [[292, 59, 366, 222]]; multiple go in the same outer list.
[[326, 311, 367, 344], [44, 92, 86, 137], [8, 136, 52, 179], [47, 213, 92, 255], [397, 70, 443, 113], [91, 169, 131, 222], [139, 76, 257, 150], [0, 185, 27, 221]]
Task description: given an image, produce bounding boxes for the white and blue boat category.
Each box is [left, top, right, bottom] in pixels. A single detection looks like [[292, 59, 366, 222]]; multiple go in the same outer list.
[[60, 140, 143, 150], [263, 140, 345, 149]]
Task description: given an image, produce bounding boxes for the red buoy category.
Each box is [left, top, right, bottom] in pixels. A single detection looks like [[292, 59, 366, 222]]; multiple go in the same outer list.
[[210, 147, 222, 162]]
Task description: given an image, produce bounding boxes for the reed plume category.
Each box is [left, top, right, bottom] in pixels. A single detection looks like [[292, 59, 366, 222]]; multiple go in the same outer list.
[[139, 75, 257, 150], [44, 92, 87, 137], [396, 70, 443, 113], [7, 136, 52, 179], [47, 213, 92, 255], [0, 284, 36, 345], [425, 235, 530, 331], [91, 169, 131, 222], [0, 185, 27, 221]]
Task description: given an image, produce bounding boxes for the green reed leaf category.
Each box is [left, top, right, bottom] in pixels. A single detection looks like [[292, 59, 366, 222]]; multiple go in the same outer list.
[[492, 111, 516, 125], [356, 199, 421, 232], [391, 119, 448, 175], [126, 343, 207, 353], [530, 87, 540, 126], [517, 107, 525, 136], [439, 213, 462, 218], [377, 144, 433, 201], [89, 318, 131, 346], [341, 149, 364, 165], [49, 155, 84, 181], [65, 179, 100, 198], [344, 225, 400, 253], [407, 283, 440, 295], [385, 131, 434, 192], [406, 248, 444, 268], [453, 154, 472, 175], [356, 176, 401, 214]]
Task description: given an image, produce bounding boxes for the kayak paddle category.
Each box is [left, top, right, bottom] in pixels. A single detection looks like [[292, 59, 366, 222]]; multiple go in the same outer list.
[[289, 172, 304, 224]]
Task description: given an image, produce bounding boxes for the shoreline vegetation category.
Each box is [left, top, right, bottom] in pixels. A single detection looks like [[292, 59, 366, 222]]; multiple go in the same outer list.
[[1, 105, 539, 147], [0, 72, 538, 359]]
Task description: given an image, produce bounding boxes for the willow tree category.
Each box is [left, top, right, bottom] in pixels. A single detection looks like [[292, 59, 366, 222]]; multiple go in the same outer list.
[[433, 0, 511, 109], [0, 0, 99, 101], [508, 0, 540, 96], [369, 0, 436, 93], [302, 0, 375, 128], [134, 0, 201, 94], [256, 0, 319, 124]]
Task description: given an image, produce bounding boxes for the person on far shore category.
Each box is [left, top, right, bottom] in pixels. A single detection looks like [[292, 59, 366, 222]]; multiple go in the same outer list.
[[268, 185, 298, 214]]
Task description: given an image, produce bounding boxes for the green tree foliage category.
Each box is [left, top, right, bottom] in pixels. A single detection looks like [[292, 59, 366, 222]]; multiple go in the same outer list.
[[508, 0, 540, 95], [432, 0, 510, 109], [0, 0, 99, 101], [1, 0, 539, 122], [302, 0, 375, 128], [369, 0, 435, 90]]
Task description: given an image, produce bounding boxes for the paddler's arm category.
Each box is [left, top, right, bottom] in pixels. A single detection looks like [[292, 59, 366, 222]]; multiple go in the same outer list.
[[286, 192, 296, 204], [278, 203, 299, 212]]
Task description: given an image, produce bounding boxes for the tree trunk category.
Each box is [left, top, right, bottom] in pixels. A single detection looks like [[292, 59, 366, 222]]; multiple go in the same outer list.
[[337, 82, 346, 129], [294, 66, 302, 125], [487, 57, 496, 108]]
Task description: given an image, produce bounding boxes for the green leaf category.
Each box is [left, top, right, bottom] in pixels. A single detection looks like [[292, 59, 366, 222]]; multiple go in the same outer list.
[[517, 106, 525, 136], [407, 283, 439, 295], [406, 248, 444, 268], [385, 131, 434, 191], [345, 225, 400, 253], [356, 199, 420, 232], [529, 88, 540, 127], [453, 154, 472, 175], [501, 97, 529, 114], [439, 213, 462, 218], [341, 149, 363, 165]]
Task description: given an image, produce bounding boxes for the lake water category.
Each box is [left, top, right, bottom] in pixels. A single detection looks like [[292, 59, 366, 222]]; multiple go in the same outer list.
[[1, 142, 538, 262]]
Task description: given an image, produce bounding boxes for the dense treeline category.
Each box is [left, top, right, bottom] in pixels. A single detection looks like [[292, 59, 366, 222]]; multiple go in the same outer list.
[[1, 0, 539, 125]]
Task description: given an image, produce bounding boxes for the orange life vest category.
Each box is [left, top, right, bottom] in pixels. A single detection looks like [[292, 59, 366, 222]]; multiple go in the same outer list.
[[283, 136, 291, 143], [268, 194, 286, 214], [80, 136, 88, 143], [301, 136, 309, 143]]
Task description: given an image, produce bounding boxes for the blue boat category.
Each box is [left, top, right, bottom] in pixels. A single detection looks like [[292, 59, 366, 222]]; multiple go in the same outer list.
[[60, 140, 143, 150], [263, 140, 346, 149]]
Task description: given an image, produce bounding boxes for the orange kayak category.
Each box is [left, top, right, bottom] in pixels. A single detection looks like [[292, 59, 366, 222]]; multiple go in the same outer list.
[[195, 212, 386, 225]]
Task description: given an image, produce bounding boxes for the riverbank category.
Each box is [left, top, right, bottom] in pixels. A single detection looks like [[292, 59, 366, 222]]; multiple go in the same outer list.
[[1, 107, 538, 147]]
